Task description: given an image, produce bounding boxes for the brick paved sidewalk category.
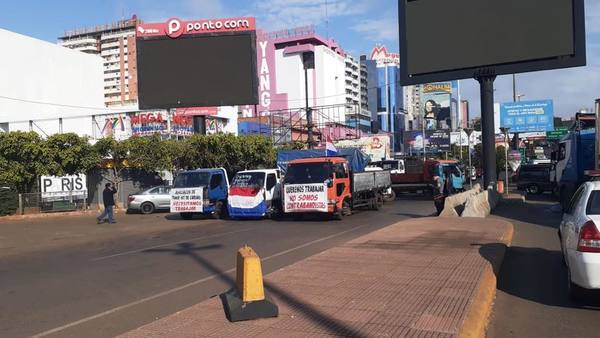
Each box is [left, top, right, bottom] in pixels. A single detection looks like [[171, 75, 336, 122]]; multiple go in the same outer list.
[[119, 217, 513, 338]]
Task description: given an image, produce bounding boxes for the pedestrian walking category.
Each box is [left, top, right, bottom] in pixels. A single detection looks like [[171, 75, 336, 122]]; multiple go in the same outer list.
[[97, 182, 117, 224], [433, 175, 445, 215]]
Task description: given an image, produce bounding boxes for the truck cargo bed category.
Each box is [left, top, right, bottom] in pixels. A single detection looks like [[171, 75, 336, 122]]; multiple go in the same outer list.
[[353, 171, 391, 193]]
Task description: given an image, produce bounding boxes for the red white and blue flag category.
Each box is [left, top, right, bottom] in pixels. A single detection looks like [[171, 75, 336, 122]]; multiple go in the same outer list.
[[326, 135, 337, 156]]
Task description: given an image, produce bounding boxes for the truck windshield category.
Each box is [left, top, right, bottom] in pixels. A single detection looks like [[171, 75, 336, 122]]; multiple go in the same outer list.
[[285, 163, 331, 184], [232, 172, 265, 187], [174, 172, 211, 188]]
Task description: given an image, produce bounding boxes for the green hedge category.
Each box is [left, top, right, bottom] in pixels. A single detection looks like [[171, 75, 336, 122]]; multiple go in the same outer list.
[[0, 188, 18, 216]]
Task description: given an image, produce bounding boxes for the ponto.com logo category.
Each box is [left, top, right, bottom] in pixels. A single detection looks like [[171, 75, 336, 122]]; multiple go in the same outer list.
[[166, 18, 184, 38]]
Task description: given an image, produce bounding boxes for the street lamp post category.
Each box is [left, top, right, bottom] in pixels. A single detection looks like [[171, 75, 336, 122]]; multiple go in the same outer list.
[[465, 128, 474, 189], [500, 127, 510, 195]]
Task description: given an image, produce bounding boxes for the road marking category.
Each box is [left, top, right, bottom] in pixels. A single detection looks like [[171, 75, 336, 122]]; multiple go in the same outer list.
[[91, 228, 255, 261], [31, 222, 373, 338]]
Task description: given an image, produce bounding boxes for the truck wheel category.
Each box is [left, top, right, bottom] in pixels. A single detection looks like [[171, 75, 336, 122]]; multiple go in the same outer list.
[[383, 190, 396, 202], [527, 184, 541, 195], [334, 199, 351, 220], [180, 213, 193, 220], [212, 201, 226, 219]]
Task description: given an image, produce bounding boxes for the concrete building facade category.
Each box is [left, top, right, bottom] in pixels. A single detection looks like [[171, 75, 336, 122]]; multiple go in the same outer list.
[[58, 16, 139, 108]]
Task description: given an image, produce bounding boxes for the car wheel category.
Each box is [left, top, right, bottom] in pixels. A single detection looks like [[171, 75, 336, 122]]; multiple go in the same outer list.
[[527, 184, 540, 195], [180, 212, 193, 220], [140, 202, 155, 214]]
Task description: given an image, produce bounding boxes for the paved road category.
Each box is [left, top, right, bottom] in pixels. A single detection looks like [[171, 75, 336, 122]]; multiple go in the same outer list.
[[0, 197, 434, 338], [488, 195, 600, 338]]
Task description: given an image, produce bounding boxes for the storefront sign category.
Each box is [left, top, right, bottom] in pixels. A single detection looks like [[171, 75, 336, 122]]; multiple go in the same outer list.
[[284, 183, 328, 213], [170, 188, 203, 213], [137, 17, 256, 39], [131, 111, 167, 136], [171, 113, 194, 136], [175, 107, 218, 116], [40, 175, 87, 200]]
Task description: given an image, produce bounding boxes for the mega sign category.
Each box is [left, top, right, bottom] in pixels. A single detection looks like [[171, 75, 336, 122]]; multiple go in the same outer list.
[[370, 45, 400, 66], [137, 17, 256, 38], [500, 100, 554, 133]]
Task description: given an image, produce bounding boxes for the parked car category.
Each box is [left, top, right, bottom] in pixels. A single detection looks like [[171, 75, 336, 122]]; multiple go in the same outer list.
[[127, 186, 171, 214], [515, 164, 555, 194], [559, 181, 600, 300]]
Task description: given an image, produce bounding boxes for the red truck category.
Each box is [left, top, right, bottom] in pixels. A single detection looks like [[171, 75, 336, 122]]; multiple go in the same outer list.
[[371, 158, 464, 195], [281, 156, 391, 219]]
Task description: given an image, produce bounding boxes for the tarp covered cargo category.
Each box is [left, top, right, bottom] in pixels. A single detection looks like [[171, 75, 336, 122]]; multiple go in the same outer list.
[[277, 148, 371, 174]]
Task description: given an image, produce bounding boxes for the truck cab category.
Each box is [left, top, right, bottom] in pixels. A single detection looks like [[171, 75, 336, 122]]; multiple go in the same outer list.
[[228, 169, 281, 219], [171, 168, 229, 219], [283, 157, 350, 215]]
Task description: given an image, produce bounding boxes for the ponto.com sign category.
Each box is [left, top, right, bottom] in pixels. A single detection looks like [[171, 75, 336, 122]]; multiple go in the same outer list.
[[136, 17, 256, 39]]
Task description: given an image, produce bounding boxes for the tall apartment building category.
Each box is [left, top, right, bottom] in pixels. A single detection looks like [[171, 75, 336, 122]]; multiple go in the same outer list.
[[58, 16, 139, 107], [344, 55, 370, 132], [359, 55, 369, 113], [404, 85, 422, 130]]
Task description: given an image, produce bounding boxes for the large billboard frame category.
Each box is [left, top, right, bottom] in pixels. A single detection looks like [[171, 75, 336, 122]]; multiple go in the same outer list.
[[136, 29, 258, 110], [397, 0, 586, 86]]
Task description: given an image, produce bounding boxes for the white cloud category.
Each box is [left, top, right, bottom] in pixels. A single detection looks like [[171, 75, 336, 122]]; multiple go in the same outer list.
[[352, 16, 398, 43], [254, 0, 367, 32]]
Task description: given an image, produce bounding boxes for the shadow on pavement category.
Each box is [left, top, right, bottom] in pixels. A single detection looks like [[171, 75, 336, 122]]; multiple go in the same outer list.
[[144, 242, 367, 337], [480, 244, 600, 309]]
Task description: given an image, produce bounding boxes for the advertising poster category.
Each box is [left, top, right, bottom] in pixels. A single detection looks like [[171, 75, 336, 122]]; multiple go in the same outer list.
[[500, 100, 554, 132], [170, 188, 203, 213], [101, 114, 132, 140], [170, 113, 194, 136], [428, 130, 451, 151], [404, 131, 428, 151], [131, 111, 168, 136], [205, 117, 226, 134], [40, 175, 87, 200], [335, 135, 391, 161], [284, 183, 328, 213], [420, 82, 452, 130]]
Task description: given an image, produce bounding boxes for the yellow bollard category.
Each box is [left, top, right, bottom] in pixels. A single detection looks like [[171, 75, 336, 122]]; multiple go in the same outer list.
[[220, 245, 278, 322], [236, 245, 265, 302]]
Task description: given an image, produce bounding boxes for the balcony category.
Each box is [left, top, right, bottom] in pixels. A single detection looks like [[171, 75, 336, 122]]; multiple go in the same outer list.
[[101, 48, 120, 57], [60, 37, 98, 46], [101, 30, 135, 41]]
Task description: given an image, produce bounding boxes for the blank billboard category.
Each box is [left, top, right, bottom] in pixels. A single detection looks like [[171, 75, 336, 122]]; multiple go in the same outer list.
[[137, 32, 258, 109], [399, 0, 586, 85]]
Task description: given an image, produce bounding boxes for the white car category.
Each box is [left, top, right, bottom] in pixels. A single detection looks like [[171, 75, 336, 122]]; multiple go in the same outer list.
[[559, 181, 600, 300]]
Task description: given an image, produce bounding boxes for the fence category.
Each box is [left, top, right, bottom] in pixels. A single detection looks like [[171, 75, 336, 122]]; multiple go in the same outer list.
[[17, 191, 88, 215]]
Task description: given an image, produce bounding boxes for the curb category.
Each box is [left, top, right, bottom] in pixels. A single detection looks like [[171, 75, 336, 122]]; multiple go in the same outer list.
[[458, 221, 514, 338], [0, 208, 127, 222]]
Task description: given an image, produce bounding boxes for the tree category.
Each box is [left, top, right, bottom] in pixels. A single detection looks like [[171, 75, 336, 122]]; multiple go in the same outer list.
[[93, 137, 129, 185], [45, 133, 98, 176], [0, 131, 48, 192], [125, 135, 170, 173]]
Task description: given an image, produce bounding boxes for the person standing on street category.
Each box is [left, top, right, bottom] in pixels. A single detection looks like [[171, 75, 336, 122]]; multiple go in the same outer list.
[[97, 182, 117, 224], [433, 175, 445, 215]]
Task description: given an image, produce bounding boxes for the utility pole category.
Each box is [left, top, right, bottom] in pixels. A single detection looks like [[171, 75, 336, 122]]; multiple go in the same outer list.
[[303, 52, 315, 148]]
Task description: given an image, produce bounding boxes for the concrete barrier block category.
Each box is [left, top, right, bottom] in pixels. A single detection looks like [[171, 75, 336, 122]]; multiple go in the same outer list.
[[440, 186, 483, 217], [462, 191, 491, 218]]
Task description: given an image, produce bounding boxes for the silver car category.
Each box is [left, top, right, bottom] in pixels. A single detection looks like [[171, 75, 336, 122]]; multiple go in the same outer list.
[[127, 186, 171, 214]]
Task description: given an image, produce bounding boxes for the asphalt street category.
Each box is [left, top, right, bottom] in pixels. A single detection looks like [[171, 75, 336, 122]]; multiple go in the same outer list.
[[0, 196, 434, 338], [488, 194, 600, 338]]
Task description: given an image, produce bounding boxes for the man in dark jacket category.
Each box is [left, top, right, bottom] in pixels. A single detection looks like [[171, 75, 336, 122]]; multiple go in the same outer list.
[[97, 183, 117, 224]]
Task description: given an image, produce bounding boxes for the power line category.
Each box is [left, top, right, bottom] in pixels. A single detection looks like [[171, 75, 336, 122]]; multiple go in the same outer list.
[[0, 94, 126, 112]]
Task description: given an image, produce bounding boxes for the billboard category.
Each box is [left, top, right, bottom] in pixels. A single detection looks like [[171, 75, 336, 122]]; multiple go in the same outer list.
[[335, 135, 392, 161], [130, 111, 194, 136], [100, 114, 132, 140], [136, 17, 258, 109], [404, 130, 450, 152], [420, 82, 452, 130], [500, 100, 554, 133], [398, 0, 586, 85]]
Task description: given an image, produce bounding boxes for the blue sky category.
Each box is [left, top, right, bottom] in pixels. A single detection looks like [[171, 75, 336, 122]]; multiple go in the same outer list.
[[2, 0, 599, 118]]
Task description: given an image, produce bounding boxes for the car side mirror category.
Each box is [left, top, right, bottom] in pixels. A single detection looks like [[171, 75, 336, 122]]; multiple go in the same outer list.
[[326, 179, 333, 188]]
